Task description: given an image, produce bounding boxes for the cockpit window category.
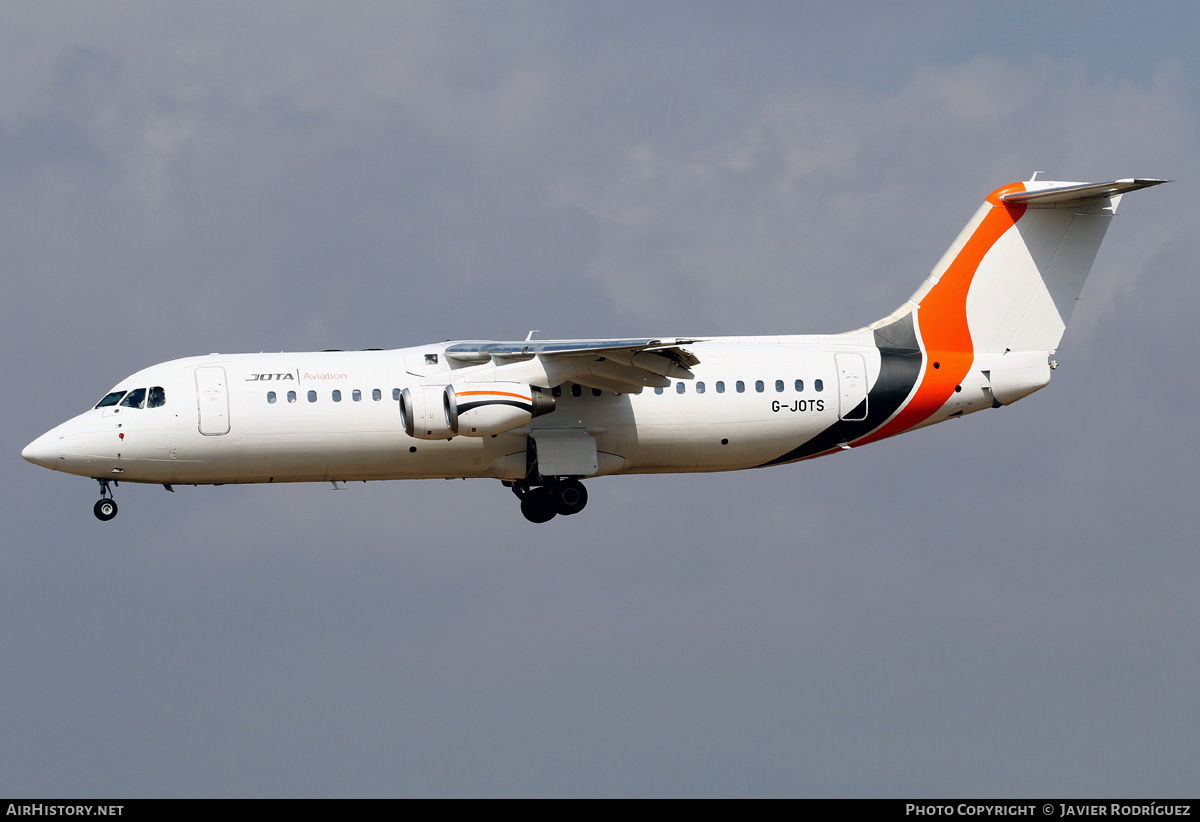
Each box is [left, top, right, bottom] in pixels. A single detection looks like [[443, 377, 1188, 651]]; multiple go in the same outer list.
[[147, 386, 166, 408], [120, 388, 147, 409], [95, 391, 126, 408]]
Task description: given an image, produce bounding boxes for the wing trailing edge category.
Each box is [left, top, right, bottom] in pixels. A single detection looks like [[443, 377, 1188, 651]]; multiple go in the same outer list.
[[444, 338, 702, 393]]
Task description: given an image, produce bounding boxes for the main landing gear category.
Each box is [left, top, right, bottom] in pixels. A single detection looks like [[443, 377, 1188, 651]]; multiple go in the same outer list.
[[93, 478, 118, 521], [507, 477, 589, 523]]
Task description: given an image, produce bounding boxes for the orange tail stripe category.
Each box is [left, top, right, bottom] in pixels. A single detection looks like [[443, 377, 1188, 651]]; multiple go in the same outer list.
[[857, 184, 1026, 446]]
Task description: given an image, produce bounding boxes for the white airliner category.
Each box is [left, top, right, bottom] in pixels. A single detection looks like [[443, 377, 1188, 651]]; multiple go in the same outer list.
[[23, 177, 1165, 523]]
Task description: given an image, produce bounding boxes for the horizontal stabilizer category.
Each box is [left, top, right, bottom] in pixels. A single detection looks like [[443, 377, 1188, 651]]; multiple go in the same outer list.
[[1000, 178, 1169, 207]]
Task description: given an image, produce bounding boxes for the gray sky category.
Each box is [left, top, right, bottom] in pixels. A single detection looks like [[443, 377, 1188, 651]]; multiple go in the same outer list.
[[3, 2, 1198, 797]]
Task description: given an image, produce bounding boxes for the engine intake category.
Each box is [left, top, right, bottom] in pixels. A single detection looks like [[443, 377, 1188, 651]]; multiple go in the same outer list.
[[400, 385, 455, 440]]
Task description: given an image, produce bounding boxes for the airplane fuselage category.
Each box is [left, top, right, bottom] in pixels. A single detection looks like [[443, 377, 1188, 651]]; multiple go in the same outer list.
[[29, 331, 973, 486], [23, 177, 1167, 522]]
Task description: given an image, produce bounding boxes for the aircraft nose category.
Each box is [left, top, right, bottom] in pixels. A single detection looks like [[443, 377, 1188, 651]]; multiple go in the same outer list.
[[22, 431, 60, 469]]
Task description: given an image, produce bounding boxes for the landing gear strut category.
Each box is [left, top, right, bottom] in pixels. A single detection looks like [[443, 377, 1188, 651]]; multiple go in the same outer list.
[[93, 479, 118, 522], [508, 477, 589, 523], [505, 434, 590, 523]]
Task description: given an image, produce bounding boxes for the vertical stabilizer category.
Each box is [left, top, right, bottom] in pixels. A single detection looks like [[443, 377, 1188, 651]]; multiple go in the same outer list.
[[940, 178, 1164, 355], [850, 177, 1166, 446], [872, 177, 1165, 358]]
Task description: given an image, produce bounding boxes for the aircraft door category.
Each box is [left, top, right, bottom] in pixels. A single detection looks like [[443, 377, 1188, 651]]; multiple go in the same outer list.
[[195, 366, 231, 435], [835, 353, 868, 421]]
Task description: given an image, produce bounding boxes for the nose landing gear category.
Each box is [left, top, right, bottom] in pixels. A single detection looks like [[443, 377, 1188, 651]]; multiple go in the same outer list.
[[509, 477, 589, 523], [93, 478, 118, 521]]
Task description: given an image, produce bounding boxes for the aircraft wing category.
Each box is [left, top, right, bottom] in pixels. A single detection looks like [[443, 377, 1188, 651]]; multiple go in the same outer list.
[[444, 338, 702, 393]]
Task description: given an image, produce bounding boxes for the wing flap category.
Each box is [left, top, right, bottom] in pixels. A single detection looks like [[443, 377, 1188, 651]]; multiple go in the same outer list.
[[573, 374, 645, 394]]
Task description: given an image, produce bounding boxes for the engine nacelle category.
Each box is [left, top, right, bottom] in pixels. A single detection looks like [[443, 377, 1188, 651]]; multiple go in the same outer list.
[[400, 385, 455, 440], [445, 382, 556, 437]]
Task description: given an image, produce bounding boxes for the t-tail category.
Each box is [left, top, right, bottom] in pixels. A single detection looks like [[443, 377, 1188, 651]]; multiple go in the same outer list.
[[871, 175, 1167, 434], [771, 176, 1167, 464]]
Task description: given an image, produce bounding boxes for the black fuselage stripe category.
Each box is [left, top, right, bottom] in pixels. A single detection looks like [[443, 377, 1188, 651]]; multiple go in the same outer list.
[[759, 313, 923, 466]]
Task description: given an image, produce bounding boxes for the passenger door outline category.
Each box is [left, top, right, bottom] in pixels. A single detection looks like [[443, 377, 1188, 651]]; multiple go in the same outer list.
[[195, 366, 231, 435], [835, 352, 868, 421]]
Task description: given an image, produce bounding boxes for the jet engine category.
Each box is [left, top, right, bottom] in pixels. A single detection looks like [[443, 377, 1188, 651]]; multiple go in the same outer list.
[[402, 382, 556, 439], [400, 385, 455, 440], [445, 382, 556, 437]]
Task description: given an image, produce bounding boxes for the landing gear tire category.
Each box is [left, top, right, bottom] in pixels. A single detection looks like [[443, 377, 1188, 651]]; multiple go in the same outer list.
[[94, 498, 118, 521], [520, 488, 557, 523], [553, 479, 588, 516]]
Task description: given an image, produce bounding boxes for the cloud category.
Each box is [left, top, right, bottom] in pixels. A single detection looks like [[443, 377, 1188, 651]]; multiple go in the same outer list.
[[4, 4, 1200, 797], [550, 55, 1195, 335]]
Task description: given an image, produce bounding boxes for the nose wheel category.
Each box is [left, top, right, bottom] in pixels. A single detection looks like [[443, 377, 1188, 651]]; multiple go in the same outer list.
[[93, 479, 118, 521], [93, 498, 118, 521]]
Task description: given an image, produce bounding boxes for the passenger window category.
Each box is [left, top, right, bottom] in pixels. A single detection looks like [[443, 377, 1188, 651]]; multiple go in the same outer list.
[[95, 391, 126, 408], [815, 379, 824, 392], [655, 386, 664, 395], [571, 384, 582, 398], [755, 380, 764, 393], [393, 388, 401, 401], [332, 390, 342, 402], [120, 388, 147, 409], [592, 388, 602, 397], [287, 391, 297, 403], [353, 389, 362, 402], [676, 382, 685, 394], [696, 382, 705, 394], [267, 391, 277, 404], [552, 386, 562, 398], [147, 386, 166, 408], [373, 388, 382, 401], [795, 380, 804, 392], [736, 381, 745, 393], [425, 354, 438, 365], [307, 390, 317, 403], [716, 381, 725, 393], [775, 380, 784, 393]]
